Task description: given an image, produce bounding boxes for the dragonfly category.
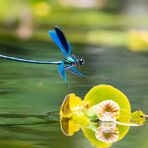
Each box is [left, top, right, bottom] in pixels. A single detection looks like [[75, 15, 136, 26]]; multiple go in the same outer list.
[[0, 26, 85, 85]]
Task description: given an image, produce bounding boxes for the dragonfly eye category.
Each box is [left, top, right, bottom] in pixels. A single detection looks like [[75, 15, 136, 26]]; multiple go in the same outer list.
[[78, 58, 84, 65]]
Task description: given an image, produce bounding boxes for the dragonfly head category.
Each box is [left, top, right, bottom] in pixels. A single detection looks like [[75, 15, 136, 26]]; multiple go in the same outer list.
[[78, 58, 84, 66], [71, 55, 84, 66]]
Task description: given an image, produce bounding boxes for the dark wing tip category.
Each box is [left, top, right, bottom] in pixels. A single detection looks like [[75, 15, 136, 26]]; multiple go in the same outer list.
[[54, 26, 70, 54], [54, 26, 62, 32]]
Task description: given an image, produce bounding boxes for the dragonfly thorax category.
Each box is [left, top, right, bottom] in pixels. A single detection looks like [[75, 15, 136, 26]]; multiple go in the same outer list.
[[64, 57, 85, 66], [64, 56, 76, 65]]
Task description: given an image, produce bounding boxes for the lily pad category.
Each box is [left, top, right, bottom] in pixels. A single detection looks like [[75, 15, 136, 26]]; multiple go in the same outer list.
[[82, 127, 112, 148], [83, 85, 131, 145], [84, 85, 131, 122]]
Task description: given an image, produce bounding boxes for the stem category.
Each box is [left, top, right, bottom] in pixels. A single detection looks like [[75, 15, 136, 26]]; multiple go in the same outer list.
[[114, 120, 142, 127]]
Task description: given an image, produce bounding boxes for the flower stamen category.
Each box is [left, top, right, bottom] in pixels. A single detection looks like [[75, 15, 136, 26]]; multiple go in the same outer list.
[[96, 100, 120, 121]]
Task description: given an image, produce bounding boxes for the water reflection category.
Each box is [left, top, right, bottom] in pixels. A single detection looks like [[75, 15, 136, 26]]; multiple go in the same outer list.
[[61, 114, 130, 148], [0, 111, 59, 126], [0, 97, 146, 148], [0, 41, 148, 148], [0, 111, 61, 148], [95, 122, 119, 143], [60, 85, 146, 148], [0, 111, 126, 148]]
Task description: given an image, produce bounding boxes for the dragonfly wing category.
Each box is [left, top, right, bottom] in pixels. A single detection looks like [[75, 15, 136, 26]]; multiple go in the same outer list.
[[67, 66, 85, 77], [55, 26, 72, 56], [48, 30, 67, 57], [58, 62, 67, 82], [48, 26, 72, 57]]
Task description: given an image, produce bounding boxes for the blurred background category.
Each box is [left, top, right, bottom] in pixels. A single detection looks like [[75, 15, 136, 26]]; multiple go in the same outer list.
[[0, 0, 148, 148]]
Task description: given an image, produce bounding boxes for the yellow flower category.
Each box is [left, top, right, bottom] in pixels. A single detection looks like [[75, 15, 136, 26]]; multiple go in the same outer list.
[[60, 93, 89, 136], [60, 84, 146, 147], [96, 100, 120, 121]]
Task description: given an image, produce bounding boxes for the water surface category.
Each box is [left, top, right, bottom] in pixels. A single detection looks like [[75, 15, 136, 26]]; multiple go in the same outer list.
[[0, 39, 148, 148]]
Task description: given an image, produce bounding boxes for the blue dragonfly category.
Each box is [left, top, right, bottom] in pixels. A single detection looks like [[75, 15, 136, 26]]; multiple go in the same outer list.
[[0, 26, 85, 85]]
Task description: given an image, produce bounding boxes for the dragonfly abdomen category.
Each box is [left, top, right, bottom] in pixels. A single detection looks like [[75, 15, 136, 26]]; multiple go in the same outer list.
[[0, 54, 61, 65]]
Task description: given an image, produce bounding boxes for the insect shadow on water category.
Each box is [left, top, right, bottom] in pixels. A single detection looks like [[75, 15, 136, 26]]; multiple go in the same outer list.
[[0, 111, 59, 127]]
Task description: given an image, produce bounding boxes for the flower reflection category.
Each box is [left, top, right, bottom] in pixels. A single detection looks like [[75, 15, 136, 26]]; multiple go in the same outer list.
[[60, 85, 146, 148], [60, 117, 80, 136], [95, 123, 119, 143], [60, 93, 89, 136]]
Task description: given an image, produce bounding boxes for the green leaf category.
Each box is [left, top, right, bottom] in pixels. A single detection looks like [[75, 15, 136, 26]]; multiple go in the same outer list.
[[84, 85, 131, 123], [83, 85, 131, 142]]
